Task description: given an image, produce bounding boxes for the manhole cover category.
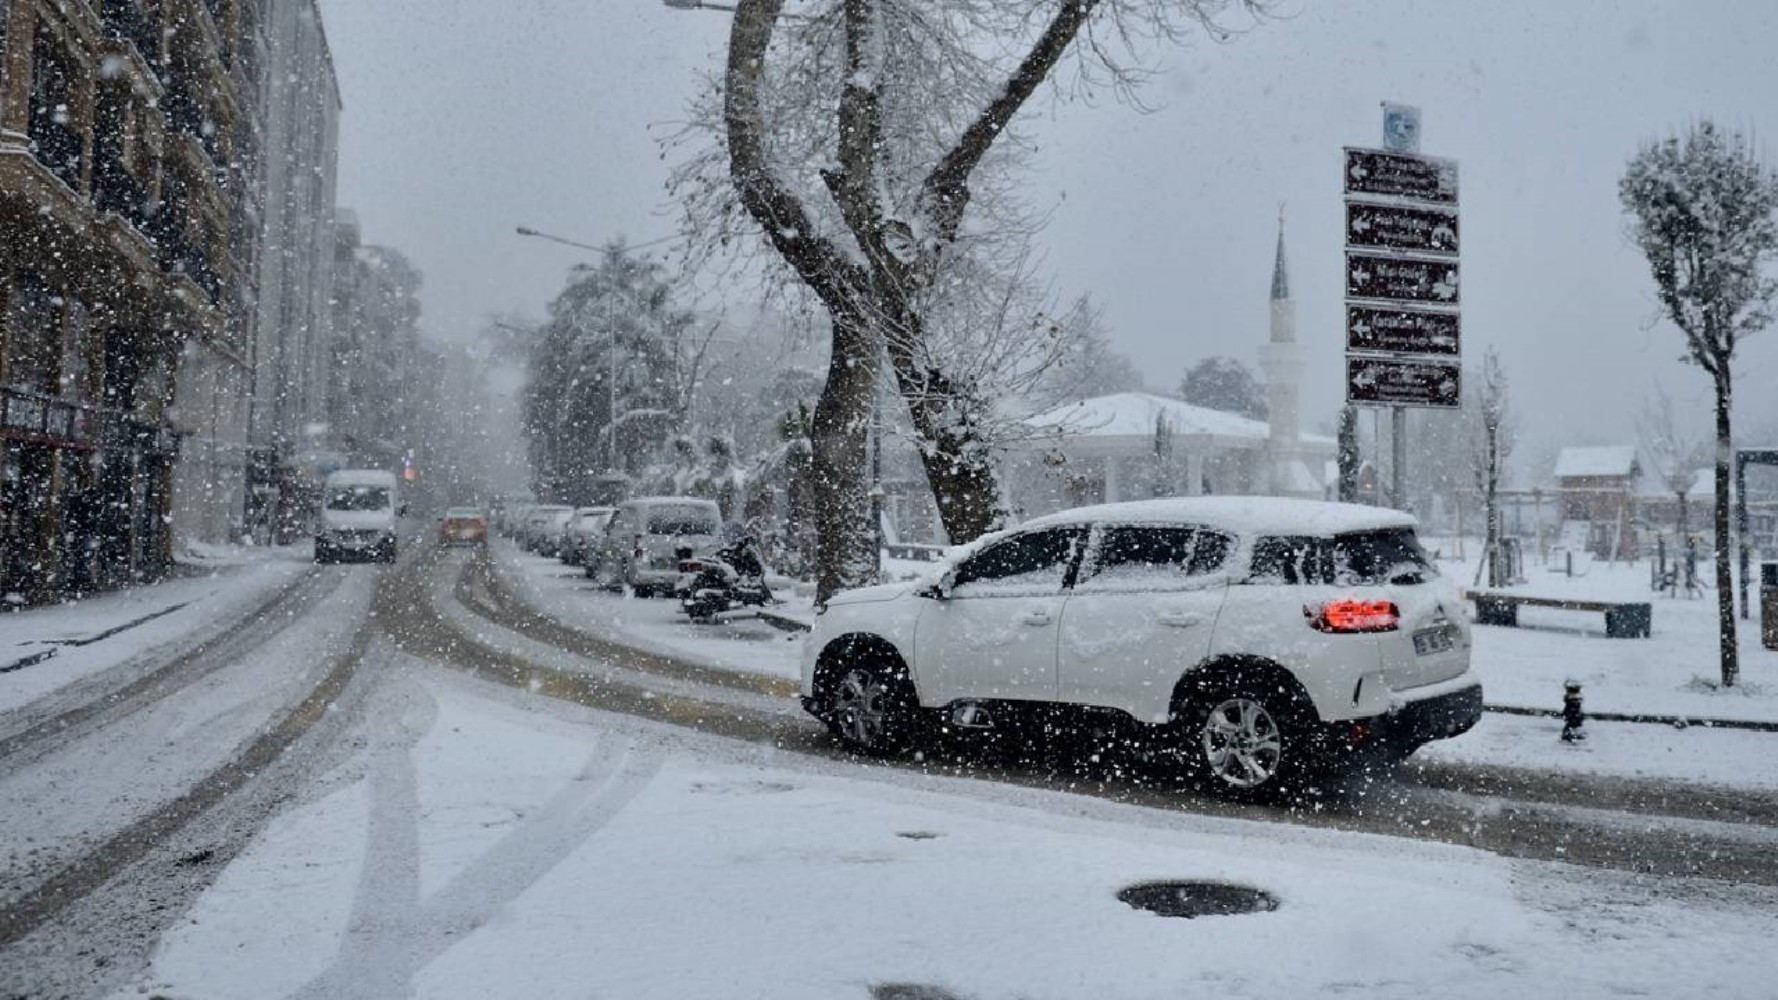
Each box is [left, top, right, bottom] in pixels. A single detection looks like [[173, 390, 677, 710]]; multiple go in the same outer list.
[[1117, 880, 1279, 918]]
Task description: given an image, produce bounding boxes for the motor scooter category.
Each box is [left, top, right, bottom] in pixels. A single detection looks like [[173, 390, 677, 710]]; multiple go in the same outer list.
[[676, 529, 774, 623]]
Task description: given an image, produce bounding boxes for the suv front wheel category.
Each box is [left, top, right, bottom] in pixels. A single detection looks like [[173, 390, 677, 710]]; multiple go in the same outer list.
[[827, 662, 921, 756]]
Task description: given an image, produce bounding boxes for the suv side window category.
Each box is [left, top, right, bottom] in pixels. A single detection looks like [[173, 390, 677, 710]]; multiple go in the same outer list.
[[1247, 529, 1434, 585], [1247, 536, 1331, 585], [1077, 526, 1233, 592], [952, 527, 1085, 594]]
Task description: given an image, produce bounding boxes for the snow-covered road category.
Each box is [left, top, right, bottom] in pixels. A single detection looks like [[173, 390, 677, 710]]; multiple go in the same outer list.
[[3, 537, 1778, 998]]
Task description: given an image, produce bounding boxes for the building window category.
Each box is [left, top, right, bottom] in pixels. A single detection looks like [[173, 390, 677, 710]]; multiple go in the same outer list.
[[28, 28, 83, 191], [0, 0, 10, 94], [6, 275, 63, 396], [62, 298, 91, 402]]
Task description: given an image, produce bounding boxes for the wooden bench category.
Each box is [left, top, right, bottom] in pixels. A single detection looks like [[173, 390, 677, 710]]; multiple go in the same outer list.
[[1466, 590, 1652, 638]]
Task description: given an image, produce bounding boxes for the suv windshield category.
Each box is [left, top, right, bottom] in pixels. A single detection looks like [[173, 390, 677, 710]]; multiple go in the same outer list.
[[1248, 528, 1435, 586], [326, 486, 390, 512]]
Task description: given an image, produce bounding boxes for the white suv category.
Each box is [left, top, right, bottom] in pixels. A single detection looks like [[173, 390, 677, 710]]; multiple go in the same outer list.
[[799, 497, 1481, 797]]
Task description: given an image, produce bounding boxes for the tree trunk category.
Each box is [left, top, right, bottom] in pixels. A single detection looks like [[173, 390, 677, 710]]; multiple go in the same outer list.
[[885, 351, 1004, 545], [808, 318, 881, 603], [1711, 364, 1739, 687], [1485, 419, 1503, 588], [1337, 404, 1359, 503]]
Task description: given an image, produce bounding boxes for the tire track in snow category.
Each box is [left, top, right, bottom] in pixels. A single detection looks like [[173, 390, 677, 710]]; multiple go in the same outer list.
[[0, 563, 376, 948], [0, 564, 333, 774], [290, 679, 659, 1000]]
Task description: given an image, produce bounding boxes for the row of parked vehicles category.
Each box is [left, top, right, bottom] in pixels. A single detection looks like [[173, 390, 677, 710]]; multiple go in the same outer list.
[[496, 497, 775, 620]]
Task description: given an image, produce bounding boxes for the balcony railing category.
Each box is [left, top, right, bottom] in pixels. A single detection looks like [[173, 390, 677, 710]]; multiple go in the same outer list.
[[169, 239, 220, 303], [163, 84, 226, 174], [100, 0, 160, 63], [26, 107, 84, 192], [94, 161, 155, 237]]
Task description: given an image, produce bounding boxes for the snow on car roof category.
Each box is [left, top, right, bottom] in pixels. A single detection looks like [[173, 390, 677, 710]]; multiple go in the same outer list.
[[1019, 496, 1417, 536]]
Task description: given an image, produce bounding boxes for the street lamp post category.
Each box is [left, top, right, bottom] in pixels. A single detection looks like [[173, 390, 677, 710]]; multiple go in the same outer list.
[[516, 226, 681, 484]]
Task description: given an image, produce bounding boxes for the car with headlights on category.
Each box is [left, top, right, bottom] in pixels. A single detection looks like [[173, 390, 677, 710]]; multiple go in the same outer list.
[[798, 496, 1480, 798]]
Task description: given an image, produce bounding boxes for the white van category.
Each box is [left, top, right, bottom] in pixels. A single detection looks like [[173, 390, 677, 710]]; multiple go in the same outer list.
[[315, 469, 401, 564]]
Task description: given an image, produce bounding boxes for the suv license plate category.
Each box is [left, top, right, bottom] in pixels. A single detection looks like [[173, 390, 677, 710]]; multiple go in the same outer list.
[[1413, 625, 1457, 656]]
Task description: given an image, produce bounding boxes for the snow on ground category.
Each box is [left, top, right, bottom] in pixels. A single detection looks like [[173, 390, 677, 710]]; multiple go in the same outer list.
[[492, 544, 811, 681], [497, 539, 1778, 793], [1434, 545, 1778, 722], [0, 544, 314, 715], [0, 569, 375, 886], [120, 661, 1778, 1000]]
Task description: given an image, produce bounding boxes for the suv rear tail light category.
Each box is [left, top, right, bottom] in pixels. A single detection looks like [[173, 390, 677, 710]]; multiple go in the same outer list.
[[633, 533, 646, 560], [1306, 598, 1399, 633]]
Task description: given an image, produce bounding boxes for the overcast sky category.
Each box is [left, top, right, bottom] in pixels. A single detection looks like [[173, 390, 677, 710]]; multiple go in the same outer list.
[[315, 0, 1778, 462]]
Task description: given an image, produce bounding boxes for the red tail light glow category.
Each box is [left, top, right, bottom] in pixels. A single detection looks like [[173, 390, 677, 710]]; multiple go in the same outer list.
[[1307, 598, 1400, 633]]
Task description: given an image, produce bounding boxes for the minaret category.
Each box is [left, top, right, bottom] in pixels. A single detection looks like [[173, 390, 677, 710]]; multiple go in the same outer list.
[[1258, 207, 1309, 496]]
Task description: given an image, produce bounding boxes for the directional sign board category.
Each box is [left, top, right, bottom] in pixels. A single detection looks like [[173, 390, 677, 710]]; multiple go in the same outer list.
[[1347, 305, 1460, 356], [1344, 148, 1458, 204], [1346, 251, 1459, 305], [1346, 202, 1458, 255], [1346, 356, 1461, 409], [1343, 131, 1460, 411]]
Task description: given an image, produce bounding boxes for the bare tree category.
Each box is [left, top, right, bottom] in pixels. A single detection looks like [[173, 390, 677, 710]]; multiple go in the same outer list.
[[1620, 119, 1778, 687], [706, 0, 1263, 600], [1471, 348, 1511, 588], [1636, 381, 1710, 539]]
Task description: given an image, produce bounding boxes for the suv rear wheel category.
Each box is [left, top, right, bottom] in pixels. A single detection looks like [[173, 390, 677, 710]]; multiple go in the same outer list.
[[1175, 677, 1309, 798]]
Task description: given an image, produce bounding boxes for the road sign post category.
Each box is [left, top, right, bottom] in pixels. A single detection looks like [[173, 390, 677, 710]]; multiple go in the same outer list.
[[1346, 356, 1462, 408], [1343, 105, 1462, 512]]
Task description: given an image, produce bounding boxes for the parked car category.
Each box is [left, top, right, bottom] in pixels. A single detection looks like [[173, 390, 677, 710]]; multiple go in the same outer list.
[[524, 505, 576, 556], [797, 496, 1481, 798], [440, 506, 488, 546], [315, 469, 400, 564], [559, 506, 616, 566], [588, 496, 722, 596]]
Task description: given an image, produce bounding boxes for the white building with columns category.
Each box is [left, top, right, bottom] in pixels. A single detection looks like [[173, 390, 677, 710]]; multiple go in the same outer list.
[[997, 216, 1332, 523]]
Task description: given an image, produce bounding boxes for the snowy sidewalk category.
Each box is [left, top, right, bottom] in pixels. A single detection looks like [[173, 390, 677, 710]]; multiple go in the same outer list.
[[0, 545, 314, 715]]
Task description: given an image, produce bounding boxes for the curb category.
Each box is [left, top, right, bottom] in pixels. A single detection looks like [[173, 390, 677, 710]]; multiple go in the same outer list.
[[1484, 702, 1778, 733]]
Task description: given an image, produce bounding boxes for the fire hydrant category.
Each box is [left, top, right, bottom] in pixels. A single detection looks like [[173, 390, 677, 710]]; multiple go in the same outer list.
[[1561, 681, 1586, 742]]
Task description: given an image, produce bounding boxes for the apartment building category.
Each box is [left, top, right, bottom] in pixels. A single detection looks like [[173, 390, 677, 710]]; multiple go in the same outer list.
[[247, 0, 338, 536], [0, 0, 268, 599]]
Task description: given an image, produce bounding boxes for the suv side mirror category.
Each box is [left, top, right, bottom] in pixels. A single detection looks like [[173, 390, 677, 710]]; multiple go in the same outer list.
[[918, 570, 955, 600]]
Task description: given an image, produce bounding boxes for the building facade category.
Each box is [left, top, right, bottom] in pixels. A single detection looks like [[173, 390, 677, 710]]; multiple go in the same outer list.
[[1, 0, 270, 598], [248, 0, 338, 534], [327, 214, 425, 473]]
